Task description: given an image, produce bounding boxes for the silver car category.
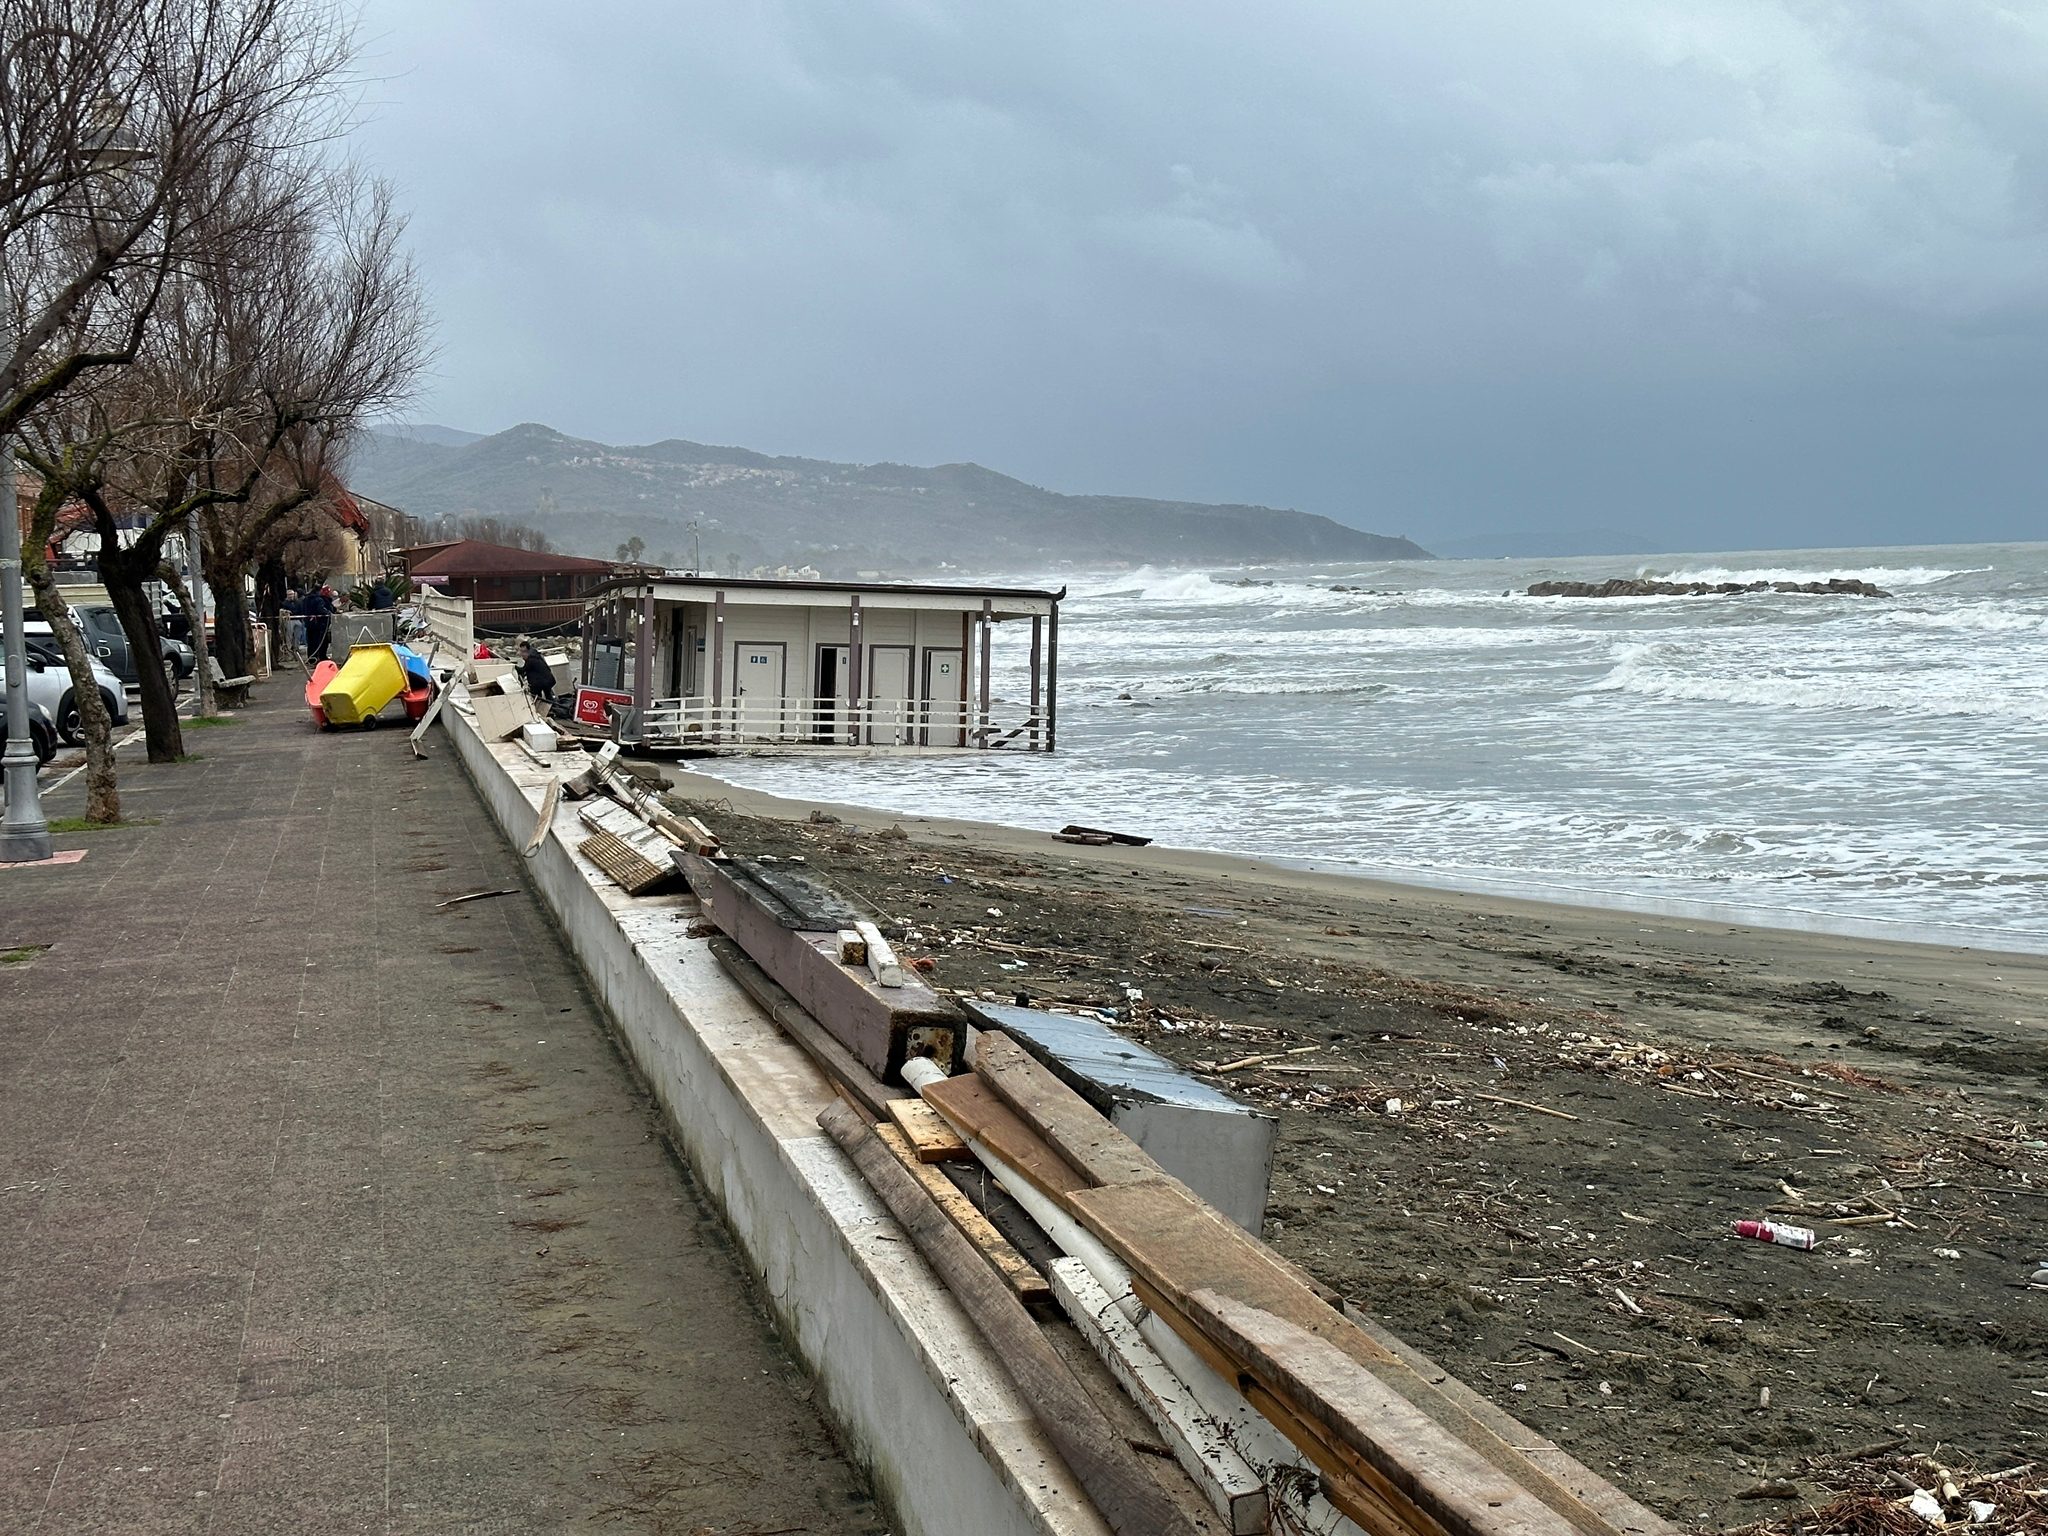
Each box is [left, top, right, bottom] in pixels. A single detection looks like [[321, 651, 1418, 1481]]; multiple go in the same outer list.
[[8, 634, 131, 745]]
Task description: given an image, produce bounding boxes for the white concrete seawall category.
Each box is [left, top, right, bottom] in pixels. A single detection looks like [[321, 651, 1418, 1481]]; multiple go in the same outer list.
[[442, 700, 1110, 1536]]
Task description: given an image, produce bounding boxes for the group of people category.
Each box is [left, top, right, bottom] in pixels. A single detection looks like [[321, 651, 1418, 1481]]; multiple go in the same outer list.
[[276, 578, 398, 662]]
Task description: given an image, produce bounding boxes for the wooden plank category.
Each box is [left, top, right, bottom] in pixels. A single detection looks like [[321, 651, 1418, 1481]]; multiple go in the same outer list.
[[854, 919, 904, 987], [837, 928, 866, 965], [1341, 1304, 1670, 1536], [876, 1124, 1049, 1304], [1071, 1181, 1644, 1536], [817, 1101, 1210, 1536], [681, 853, 962, 1081], [1196, 1289, 1578, 1536], [1059, 823, 1153, 847], [921, 1071, 1089, 1202], [973, 1031, 1166, 1188], [708, 937, 907, 1121], [1049, 1259, 1270, 1536], [884, 1097, 971, 1163], [578, 829, 674, 895]]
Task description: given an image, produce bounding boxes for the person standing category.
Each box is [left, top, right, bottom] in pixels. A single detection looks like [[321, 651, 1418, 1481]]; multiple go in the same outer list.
[[303, 586, 335, 663], [517, 641, 556, 705]]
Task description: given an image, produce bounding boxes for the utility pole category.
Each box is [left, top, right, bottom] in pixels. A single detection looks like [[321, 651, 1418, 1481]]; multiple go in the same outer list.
[[0, 438, 53, 861], [186, 508, 212, 717]]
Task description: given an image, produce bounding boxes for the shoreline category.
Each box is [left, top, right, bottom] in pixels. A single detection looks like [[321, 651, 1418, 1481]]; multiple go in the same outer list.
[[664, 761, 2048, 993], [668, 759, 2048, 958]]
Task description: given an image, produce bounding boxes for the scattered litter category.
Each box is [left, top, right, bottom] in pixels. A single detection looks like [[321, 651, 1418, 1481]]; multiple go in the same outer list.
[[1933, 1247, 1962, 1260], [1384, 1097, 1403, 1116], [436, 888, 518, 909], [1907, 1488, 1944, 1524], [986, 907, 1003, 918], [1734, 1218, 1818, 1251]]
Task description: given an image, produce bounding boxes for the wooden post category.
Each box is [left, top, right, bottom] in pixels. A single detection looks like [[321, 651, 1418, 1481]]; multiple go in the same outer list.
[[978, 597, 993, 748], [1028, 612, 1043, 752], [958, 609, 971, 749], [1046, 600, 1059, 753], [579, 604, 592, 685], [710, 589, 726, 740], [848, 593, 863, 745], [634, 586, 654, 714]]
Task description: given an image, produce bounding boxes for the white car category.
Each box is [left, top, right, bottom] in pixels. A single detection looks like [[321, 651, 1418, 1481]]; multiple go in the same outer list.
[[6, 632, 131, 744]]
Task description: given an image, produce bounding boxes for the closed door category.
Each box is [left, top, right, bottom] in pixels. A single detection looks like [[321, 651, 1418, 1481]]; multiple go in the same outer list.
[[921, 647, 965, 747], [731, 641, 788, 738], [866, 645, 913, 745], [814, 644, 850, 741]]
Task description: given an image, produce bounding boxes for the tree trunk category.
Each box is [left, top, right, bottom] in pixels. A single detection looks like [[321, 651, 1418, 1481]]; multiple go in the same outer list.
[[99, 547, 184, 762], [210, 562, 252, 680], [23, 567, 120, 823]]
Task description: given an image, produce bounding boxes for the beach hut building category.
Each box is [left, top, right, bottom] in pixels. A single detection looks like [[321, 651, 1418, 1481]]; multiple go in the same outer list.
[[578, 574, 1063, 752]]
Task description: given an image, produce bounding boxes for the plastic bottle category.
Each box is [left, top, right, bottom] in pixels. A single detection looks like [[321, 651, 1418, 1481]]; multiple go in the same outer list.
[[1733, 1218, 1817, 1250]]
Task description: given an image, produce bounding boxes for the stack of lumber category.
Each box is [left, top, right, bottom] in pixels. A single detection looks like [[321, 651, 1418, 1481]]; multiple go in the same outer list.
[[870, 1034, 1675, 1536]]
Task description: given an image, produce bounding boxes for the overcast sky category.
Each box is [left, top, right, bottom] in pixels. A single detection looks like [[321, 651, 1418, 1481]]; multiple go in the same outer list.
[[351, 1, 2048, 552]]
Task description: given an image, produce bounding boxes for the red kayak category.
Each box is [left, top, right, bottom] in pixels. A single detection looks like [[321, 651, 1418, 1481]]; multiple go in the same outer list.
[[305, 660, 340, 727]]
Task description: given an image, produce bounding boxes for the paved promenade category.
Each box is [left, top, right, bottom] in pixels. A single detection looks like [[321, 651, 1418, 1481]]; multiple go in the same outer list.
[[0, 692, 883, 1533]]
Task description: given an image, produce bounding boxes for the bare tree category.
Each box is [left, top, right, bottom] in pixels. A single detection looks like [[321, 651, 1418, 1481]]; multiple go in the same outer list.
[[17, 453, 118, 819], [1, 0, 352, 436], [21, 160, 426, 759], [3, 0, 358, 777]]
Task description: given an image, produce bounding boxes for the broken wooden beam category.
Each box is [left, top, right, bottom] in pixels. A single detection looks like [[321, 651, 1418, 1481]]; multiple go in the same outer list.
[[1059, 823, 1152, 847], [818, 1099, 1206, 1536], [681, 852, 962, 1081], [708, 937, 907, 1121], [885, 1097, 972, 1163], [854, 919, 903, 987], [875, 1123, 1049, 1305]]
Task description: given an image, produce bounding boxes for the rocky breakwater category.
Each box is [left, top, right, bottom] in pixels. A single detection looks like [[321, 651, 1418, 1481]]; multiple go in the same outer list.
[[1528, 576, 1892, 598]]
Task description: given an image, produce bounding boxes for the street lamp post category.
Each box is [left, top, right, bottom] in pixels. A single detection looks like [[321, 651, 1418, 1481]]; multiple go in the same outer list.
[[0, 436, 53, 861]]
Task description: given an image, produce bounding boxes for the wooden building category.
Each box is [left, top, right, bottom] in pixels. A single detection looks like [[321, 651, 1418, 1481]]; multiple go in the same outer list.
[[400, 539, 616, 634], [581, 574, 1063, 752]]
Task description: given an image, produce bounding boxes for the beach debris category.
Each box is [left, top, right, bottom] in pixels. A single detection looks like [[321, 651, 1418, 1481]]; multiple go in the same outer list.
[[1384, 1097, 1403, 1115], [1471, 1091, 1579, 1122], [1733, 1478, 1800, 1500], [1933, 1247, 1962, 1260], [436, 887, 518, 909], [1907, 1487, 1945, 1524], [1057, 823, 1152, 847], [1735, 1218, 1818, 1251], [837, 929, 867, 966]]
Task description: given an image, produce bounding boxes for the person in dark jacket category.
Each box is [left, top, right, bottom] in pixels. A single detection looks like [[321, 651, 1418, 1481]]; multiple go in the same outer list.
[[517, 641, 556, 704], [302, 586, 335, 662]]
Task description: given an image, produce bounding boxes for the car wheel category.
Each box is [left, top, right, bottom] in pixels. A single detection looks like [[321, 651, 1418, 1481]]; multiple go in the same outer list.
[[57, 689, 81, 746], [164, 655, 182, 697]]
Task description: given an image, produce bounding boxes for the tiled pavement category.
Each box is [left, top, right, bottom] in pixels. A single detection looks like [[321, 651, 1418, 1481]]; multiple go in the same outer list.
[[0, 692, 884, 1533]]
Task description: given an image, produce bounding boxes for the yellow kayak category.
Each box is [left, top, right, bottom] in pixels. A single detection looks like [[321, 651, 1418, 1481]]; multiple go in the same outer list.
[[319, 643, 407, 725]]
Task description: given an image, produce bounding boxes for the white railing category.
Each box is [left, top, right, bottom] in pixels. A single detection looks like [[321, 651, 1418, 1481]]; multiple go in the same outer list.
[[417, 591, 474, 663], [634, 695, 1047, 751]]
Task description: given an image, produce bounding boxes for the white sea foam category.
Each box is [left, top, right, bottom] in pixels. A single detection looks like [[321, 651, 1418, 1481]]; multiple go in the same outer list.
[[1589, 642, 2048, 721]]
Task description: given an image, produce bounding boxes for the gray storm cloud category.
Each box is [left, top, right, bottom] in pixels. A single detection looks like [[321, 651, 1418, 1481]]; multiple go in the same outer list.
[[353, 0, 2048, 551]]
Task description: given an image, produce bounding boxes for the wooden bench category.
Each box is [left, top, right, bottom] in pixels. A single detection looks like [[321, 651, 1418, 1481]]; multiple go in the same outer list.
[[207, 657, 255, 708]]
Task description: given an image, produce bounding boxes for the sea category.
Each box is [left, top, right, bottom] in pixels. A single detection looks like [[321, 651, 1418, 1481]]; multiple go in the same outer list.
[[704, 542, 2048, 953]]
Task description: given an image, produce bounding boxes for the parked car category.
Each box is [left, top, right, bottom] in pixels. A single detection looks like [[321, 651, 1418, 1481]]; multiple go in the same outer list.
[[20, 638, 130, 743], [0, 699, 59, 768], [32, 605, 191, 690]]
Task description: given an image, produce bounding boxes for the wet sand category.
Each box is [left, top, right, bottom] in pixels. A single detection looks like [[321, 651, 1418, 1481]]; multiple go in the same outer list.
[[664, 764, 2048, 1528]]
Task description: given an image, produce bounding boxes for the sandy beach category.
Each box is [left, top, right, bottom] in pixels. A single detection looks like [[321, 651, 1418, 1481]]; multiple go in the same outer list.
[[662, 763, 2048, 1527]]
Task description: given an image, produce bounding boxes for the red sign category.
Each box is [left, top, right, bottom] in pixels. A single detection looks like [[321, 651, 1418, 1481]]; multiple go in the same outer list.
[[573, 686, 634, 727]]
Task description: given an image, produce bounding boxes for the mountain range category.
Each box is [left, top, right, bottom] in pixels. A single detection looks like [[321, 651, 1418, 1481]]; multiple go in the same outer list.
[[345, 423, 1432, 574]]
